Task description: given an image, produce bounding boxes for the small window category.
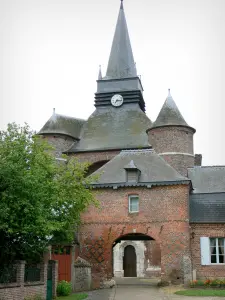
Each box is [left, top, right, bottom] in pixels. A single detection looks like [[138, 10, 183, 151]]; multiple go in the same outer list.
[[129, 195, 139, 213], [127, 170, 138, 182], [210, 238, 225, 264]]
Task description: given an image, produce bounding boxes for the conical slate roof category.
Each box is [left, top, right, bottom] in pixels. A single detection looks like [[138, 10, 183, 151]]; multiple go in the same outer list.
[[104, 0, 137, 79], [152, 90, 192, 129], [38, 110, 86, 139]]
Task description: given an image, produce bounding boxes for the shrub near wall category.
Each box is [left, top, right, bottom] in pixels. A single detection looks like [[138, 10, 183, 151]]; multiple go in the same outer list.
[[190, 279, 225, 288], [57, 280, 72, 296]]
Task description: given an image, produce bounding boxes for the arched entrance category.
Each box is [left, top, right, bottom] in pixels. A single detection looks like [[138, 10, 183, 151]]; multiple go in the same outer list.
[[123, 245, 137, 277], [112, 233, 161, 278]]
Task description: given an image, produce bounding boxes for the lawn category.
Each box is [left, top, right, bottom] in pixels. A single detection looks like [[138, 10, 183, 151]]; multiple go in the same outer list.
[[175, 289, 225, 297], [57, 293, 88, 300]]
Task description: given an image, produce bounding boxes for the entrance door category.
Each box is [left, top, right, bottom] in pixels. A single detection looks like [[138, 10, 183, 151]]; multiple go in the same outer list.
[[123, 245, 137, 277]]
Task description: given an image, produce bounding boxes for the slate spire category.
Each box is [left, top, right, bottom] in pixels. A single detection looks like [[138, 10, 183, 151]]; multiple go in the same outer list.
[[105, 0, 137, 79], [152, 89, 190, 128]]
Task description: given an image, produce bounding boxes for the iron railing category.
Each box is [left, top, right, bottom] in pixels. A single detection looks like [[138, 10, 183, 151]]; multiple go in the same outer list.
[[24, 265, 41, 282], [0, 265, 17, 284]]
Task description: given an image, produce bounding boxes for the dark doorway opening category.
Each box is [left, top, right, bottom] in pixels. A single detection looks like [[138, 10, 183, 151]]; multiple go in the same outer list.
[[123, 245, 137, 277]]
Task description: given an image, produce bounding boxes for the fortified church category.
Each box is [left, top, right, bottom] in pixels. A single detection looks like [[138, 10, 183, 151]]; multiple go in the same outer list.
[[39, 1, 225, 286]]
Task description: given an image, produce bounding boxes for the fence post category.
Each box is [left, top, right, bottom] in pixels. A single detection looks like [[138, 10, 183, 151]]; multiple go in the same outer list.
[[14, 260, 26, 299], [49, 260, 58, 298], [71, 245, 76, 290]]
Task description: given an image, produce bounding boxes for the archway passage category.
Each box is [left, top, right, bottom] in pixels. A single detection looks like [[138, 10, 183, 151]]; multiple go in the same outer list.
[[123, 245, 137, 277], [112, 232, 161, 278]]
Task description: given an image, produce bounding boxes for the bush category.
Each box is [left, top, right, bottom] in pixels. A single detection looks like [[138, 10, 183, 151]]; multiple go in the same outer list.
[[190, 278, 225, 288], [57, 280, 72, 296]]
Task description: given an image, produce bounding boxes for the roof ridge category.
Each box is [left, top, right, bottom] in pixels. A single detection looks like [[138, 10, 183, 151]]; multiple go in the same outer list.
[[54, 113, 86, 122], [189, 165, 225, 169], [121, 149, 154, 154]]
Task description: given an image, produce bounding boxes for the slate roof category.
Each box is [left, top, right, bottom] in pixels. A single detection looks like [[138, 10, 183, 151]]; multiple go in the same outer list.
[[68, 104, 152, 152], [38, 112, 86, 140], [90, 149, 189, 188], [150, 90, 195, 131], [188, 166, 225, 194], [104, 1, 137, 80], [190, 193, 225, 223], [188, 166, 225, 223]]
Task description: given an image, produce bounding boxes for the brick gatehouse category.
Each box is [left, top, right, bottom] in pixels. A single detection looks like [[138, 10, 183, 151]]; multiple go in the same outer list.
[[39, 0, 225, 287]]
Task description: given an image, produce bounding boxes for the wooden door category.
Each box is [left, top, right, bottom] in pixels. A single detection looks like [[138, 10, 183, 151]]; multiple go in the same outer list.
[[51, 246, 72, 282], [123, 245, 137, 277]]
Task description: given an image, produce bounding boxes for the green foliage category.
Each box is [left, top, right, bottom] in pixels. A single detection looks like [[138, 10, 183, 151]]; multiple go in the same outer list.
[[190, 278, 225, 288], [57, 280, 72, 296], [0, 123, 98, 264], [175, 289, 225, 296]]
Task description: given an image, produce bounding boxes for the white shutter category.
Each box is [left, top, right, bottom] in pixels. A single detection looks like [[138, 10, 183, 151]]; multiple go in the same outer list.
[[200, 237, 210, 265]]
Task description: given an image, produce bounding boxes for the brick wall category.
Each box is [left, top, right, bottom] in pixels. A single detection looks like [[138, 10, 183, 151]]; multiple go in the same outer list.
[[42, 135, 76, 157], [191, 224, 225, 279], [148, 126, 194, 154], [79, 184, 191, 285], [0, 261, 57, 300], [147, 126, 195, 176], [70, 150, 120, 164], [160, 153, 195, 177], [194, 154, 202, 166]]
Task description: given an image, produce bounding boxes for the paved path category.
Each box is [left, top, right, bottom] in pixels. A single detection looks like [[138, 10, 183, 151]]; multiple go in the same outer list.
[[86, 279, 225, 300], [112, 285, 225, 300]]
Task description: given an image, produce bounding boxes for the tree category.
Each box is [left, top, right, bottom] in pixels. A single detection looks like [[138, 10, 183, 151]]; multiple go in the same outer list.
[[0, 123, 97, 264]]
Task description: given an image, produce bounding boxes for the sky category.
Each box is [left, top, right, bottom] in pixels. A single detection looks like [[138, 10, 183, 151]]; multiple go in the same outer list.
[[1, 0, 225, 166]]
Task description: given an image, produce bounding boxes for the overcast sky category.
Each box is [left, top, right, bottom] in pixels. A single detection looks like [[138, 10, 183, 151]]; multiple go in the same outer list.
[[1, 0, 225, 166]]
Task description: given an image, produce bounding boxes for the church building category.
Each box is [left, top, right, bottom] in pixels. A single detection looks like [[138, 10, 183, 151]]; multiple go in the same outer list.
[[39, 1, 225, 286]]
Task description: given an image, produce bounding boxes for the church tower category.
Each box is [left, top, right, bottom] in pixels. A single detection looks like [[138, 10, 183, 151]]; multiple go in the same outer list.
[[147, 89, 196, 176], [67, 0, 152, 153]]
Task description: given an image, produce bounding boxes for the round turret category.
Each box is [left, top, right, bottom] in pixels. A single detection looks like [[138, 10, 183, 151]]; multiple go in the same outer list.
[[147, 90, 196, 176]]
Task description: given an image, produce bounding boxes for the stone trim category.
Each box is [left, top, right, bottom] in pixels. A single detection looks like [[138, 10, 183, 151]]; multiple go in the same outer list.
[[159, 152, 195, 157]]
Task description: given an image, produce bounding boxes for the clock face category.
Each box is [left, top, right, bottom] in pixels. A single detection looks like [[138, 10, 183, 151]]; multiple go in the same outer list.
[[111, 94, 123, 107]]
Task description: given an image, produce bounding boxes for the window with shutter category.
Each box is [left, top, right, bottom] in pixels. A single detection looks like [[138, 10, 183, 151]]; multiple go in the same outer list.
[[200, 237, 225, 265]]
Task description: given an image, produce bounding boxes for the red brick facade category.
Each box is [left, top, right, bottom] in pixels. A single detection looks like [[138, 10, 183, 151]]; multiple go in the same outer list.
[[190, 224, 225, 279], [78, 185, 191, 285], [42, 128, 224, 286]]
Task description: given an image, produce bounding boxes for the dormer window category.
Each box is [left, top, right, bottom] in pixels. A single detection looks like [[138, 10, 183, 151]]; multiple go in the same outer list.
[[127, 170, 138, 182], [124, 160, 141, 183]]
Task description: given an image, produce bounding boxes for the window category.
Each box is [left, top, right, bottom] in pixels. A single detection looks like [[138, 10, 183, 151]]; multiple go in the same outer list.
[[200, 237, 225, 265], [127, 170, 138, 182], [210, 238, 225, 264], [129, 195, 139, 213]]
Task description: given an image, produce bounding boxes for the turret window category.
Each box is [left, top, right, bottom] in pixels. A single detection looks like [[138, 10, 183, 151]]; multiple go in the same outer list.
[[129, 195, 139, 213]]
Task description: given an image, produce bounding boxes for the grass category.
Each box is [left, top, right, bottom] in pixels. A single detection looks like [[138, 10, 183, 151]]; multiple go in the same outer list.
[[175, 289, 225, 297], [57, 293, 88, 300]]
